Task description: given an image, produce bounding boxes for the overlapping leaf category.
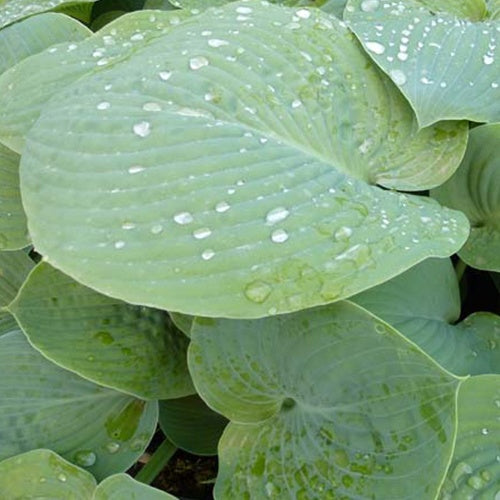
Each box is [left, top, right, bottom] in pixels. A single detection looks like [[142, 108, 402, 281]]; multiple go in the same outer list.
[[9, 262, 193, 399], [432, 123, 500, 272], [0, 143, 29, 249], [19, 1, 469, 318], [353, 258, 500, 375], [95, 473, 178, 498], [345, 0, 500, 127], [188, 302, 461, 498], [439, 375, 500, 498], [0, 12, 91, 76], [0, 326, 158, 480]]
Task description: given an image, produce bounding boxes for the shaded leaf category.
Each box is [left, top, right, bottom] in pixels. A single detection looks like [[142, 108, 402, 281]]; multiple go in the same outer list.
[[188, 301, 460, 498], [0, 326, 158, 480], [20, 2, 468, 318], [345, 0, 500, 127], [0, 249, 33, 308], [432, 123, 500, 271]]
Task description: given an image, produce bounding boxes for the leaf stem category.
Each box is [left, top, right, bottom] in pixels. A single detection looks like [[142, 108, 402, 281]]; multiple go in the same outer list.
[[455, 259, 467, 283], [134, 438, 177, 485]]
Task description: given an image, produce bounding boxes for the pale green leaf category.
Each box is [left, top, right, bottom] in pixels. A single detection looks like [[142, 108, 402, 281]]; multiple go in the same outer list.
[[0, 449, 96, 498], [432, 123, 500, 272], [319, 0, 347, 17], [0, 142, 29, 249], [0, 9, 191, 152], [0, 12, 91, 76], [94, 473, 178, 499], [0, 0, 96, 29], [353, 258, 500, 375], [439, 375, 500, 499], [0, 326, 158, 480], [169, 311, 194, 337], [345, 0, 500, 127], [0, 249, 33, 307], [489, 0, 500, 19], [159, 395, 227, 455], [9, 262, 193, 400], [20, 2, 468, 318], [417, 0, 488, 20], [188, 302, 461, 498]]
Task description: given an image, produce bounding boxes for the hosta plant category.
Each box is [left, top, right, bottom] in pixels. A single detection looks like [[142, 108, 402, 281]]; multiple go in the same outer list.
[[0, 0, 499, 498]]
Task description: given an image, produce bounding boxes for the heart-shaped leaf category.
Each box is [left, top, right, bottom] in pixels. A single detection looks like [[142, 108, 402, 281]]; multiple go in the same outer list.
[[353, 258, 500, 375], [439, 375, 500, 498], [95, 473, 178, 498], [9, 262, 194, 399], [0, 12, 91, 76], [345, 0, 500, 127], [432, 123, 500, 272], [0, 326, 158, 480], [0, 449, 96, 498], [188, 301, 461, 498], [159, 395, 228, 455], [20, 1, 468, 318], [0, 143, 29, 249]]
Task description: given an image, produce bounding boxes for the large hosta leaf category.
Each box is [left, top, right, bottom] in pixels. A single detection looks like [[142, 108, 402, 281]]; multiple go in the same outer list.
[[0, 12, 91, 76], [345, 0, 500, 127], [9, 262, 193, 399], [188, 301, 461, 498], [21, 1, 468, 318], [439, 375, 500, 499], [0, 0, 95, 29], [0, 143, 29, 249], [0, 326, 158, 480], [0, 9, 191, 152], [432, 123, 500, 272], [353, 258, 500, 375]]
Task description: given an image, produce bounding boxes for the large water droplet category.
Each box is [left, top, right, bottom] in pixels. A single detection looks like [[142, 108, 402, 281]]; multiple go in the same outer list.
[[245, 280, 272, 303], [201, 249, 215, 260], [74, 450, 97, 467], [173, 211, 194, 225], [128, 165, 145, 174], [295, 9, 310, 19], [114, 240, 125, 249], [215, 201, 231, 213], [390, 69, 407, 85], [106, 442, 120, 454], [97, 101, 111, 110], [481, 427, 489, 435], [208, 39, 229, 48], [189, 56, 209, 70], [57, 473, 67, 482], [334, 226, 352, 241], [159, 71, 172, 81], [133, 121, 151, 138], [271, 229, 289, 243], [366, 41, 385, 54], [361, 0, 379, 12], [193, 227, 212, 239], [467, 475, 485, 490], [266, 207, 290, 225]]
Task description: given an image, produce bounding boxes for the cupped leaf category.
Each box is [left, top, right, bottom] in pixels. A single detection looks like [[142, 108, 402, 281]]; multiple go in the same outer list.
[[188, 301, 461, 498], [353, 258, 500, 375], [9, 262, 193, 400], [94, 473, 178, 499], [0, 449, 96, 498], [0, 12, 91, 76], [439, 375, 500, 499], [0, 8, 191, 152], [345, 0, 500, 127], [159, 395, 228, 455], [0, 326, 158, 480], [432, 123, 500, 271], [0, 0, 95, 29], [0, 143, 29, 249], [21, 1, 468, 318]]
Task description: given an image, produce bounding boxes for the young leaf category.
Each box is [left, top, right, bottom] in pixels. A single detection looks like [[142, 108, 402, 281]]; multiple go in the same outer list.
[[0, 143, 29, 249], [0, 449, 96, 498], [432, 123, 500, 272], [188, 302, 461, 498], [0, 327, 158, 480], [20, 1, 468, 318], [345, 0, 500, 127], [9, 262, 194, 400], [439, 375, 500, 498], [0, 12, 91, 76], [352, 258, 500, 375]]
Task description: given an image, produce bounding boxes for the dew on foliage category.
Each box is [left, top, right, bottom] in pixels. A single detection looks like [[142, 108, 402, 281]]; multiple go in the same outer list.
[[189, 56, 209, 70], [483, 55, 494, 65], [121, 222, 136, 230], [245, 280, 272, 303], [74, 450, 96, 467], [271, 229, 289, 243], [151, 224, 163, 234], [361, 0, 380, 12], [334, 226, 353, 241], [128, 165, 145, 174], [295, 9, 310, 19], [106, 442, 120, 454], [57, 473, 67, 482], [215, 201, 231, 213], [208, 39, 229, 47], [291, 99, 302, 108], [201, 249, 215, 260], [481, 427, 489, 435], [389, 69, 407, 85], [193, 227, 212, 239], [143, 102, 162, 112], [236, 6, 252, 14], [159, 71, 172, 81], [133, 121, 151, 137], [174, 212, 194, 225], [97, 101, 111, 110], [366, 41, 386, 54], [266, 207, 290, 224], [114, 241, 125, 249]]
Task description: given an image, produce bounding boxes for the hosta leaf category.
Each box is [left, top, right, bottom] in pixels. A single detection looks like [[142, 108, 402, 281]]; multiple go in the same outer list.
[[345, 0, 500, 127], [353, 258, 500, 375], [169, 311, 194, 337], [0, 13, 91, 76], [439, 375, 500, 499], [188, 302, 461, 498], [0, 143, 29, 249], [9, 262, 193, 400], [0, 0, 95, 29], [417, 0, 488, 20], [0, 326, 158, 480], [489, 0, 500, 19], [432, 123, 500, 272], [0, 9, 191, 152], [319, 0, 347, 17], [159, 395, 227, 455], [94, 473, 178, 499], [21, 1, 468, 318], [0, 449, 96, 498], [0, 249, 33, 308]]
